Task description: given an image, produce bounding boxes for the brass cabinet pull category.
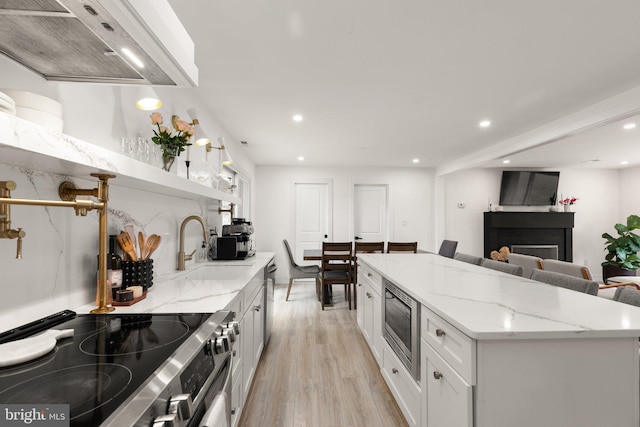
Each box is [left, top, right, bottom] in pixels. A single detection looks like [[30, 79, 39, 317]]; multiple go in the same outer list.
[[392, 368, 398, 374], [435, 328, 446, 337], [433, 371, 443, 380]]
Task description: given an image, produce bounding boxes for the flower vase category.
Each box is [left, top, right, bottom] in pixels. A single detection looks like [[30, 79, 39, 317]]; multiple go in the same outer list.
[[563, 204, 572, 212], [162, 155, 176, 172]]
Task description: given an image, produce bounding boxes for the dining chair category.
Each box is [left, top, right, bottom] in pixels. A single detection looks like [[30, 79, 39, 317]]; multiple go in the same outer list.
[[481, 258, 524, 276], [319, 242, 354, 310], [507, 253, 543, 279], [437, 240, 458, 258], [613, 286, 640, 307], [530, 269, 599, 296], [541, 259, 592, 280], [283, 239, 320, 301], [387, 241, 418, 253], [453, 252, 483, 266]]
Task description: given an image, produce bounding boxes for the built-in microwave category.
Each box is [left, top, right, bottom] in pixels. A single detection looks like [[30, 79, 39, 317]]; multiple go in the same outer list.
[[383, 278, 420, 381]]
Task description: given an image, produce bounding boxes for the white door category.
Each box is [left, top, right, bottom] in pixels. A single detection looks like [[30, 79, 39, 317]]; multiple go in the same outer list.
[[354, 184, 388, 242], [294, 183, 330, 264]]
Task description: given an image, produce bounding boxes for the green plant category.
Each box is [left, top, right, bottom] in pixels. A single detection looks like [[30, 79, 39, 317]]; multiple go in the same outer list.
[[602, 214, 640, 270]]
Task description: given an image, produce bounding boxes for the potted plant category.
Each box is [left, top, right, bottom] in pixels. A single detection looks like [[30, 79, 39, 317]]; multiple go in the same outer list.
[[601, 214, 640, 281], [149, 112, 194, 171]]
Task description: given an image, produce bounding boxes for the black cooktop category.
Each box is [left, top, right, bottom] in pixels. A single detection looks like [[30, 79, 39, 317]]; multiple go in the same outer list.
[[0, 310, 211, 426]]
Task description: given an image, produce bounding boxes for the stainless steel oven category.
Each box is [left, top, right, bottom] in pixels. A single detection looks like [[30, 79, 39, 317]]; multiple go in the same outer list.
[[0, 310, 239, 427], [383, 278, 420, 380]]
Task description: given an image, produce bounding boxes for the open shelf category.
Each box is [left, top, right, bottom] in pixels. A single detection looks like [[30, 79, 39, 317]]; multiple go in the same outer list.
[[0, 112, 241, 205]]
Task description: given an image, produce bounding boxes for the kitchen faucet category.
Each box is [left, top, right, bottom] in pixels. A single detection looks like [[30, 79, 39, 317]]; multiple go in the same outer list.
[[178, 215, 208, 270], [0, 173, 116, 314]]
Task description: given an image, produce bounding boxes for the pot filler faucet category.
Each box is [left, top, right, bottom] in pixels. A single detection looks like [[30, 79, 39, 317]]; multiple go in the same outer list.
[[0, 173, 116, 315], [178, 215, 208, 270]]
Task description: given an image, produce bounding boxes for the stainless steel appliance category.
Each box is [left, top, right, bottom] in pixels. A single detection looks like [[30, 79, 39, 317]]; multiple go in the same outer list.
[[221, 218, 255, 259], [383, 278, 420, 380], [0, 309, 238, 426]]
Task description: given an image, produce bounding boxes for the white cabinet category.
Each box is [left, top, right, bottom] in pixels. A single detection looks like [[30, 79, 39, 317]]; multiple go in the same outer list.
[[241, 271, 265, 400], [357, 262, 382, 363], [421, 338, 472, 427], [225, 269, 265, 427], [381, 341, 421, 427]]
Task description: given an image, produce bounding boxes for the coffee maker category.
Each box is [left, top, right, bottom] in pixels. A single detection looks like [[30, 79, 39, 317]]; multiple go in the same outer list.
[[220, 218, 255, 259]]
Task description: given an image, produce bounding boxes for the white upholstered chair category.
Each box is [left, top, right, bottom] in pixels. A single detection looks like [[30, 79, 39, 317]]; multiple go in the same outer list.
[[508, 253, 543, 279]]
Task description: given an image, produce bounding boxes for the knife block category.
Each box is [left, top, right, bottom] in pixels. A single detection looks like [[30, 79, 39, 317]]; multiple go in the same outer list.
[[122, 259, 153, 290]]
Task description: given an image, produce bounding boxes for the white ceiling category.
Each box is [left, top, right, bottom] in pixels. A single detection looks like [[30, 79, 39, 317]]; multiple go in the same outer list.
[[168, 0, 640, 170]]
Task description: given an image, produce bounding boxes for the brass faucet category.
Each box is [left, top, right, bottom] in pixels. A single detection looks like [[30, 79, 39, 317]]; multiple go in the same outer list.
[[218, 203, 235, 217], [0, 173, 116, 314], [0, 181, 25, 258], [178, 215, 208, 270]]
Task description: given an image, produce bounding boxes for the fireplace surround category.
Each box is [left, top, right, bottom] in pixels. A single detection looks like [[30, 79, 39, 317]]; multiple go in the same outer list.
[[484, 212, 574, 262]]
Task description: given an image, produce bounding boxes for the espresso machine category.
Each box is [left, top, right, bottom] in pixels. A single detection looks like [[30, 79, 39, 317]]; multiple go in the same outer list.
[[220, 218, 255, 259]]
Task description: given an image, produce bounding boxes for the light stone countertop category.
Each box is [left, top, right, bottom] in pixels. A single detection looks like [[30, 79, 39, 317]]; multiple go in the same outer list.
[[358, 253, 640, 340], [75, 252, 274, 315]]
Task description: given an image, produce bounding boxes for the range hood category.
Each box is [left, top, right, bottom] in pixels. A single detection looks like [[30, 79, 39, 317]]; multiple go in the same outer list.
[[0, 0, 198, 86]]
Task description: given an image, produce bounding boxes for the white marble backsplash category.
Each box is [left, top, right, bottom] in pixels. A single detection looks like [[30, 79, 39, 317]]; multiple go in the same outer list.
[[0, 163, 222, 331]]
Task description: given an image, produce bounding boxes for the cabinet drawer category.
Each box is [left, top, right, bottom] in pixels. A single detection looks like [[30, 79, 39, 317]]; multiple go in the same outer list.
[[382, 342, 421, 427], [421, 306, 476, 384], [358, 262, 382, 296], [242, 272, 263, 315]]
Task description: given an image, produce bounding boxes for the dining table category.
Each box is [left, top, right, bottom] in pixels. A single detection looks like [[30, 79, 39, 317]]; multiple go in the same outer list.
[[302, 249, 322, 261]]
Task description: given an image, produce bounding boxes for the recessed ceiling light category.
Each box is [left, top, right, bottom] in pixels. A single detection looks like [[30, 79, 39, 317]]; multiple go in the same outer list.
[[412, 158, 420, 163], [621, 160, 629, 165], [297, 156, 304, 161], [502, 159, 510, 164], [293, 114, 303, 122], [623, 123, 636, 130], [479, 120, 491, 128]]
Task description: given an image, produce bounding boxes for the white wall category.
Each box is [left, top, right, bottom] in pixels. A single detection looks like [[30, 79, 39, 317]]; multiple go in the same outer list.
[[441, 167, 623, 280], [253, 165, 435, 284]]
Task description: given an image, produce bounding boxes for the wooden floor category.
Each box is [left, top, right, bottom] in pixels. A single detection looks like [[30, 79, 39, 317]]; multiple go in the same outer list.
[[238, 280, 409, 427]]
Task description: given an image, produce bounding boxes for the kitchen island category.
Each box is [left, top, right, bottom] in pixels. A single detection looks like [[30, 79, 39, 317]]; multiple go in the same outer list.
[[358, 253, 640, 427]]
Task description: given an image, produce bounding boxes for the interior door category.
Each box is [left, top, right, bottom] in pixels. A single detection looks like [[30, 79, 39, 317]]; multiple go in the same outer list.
[[354, 184, 388, 242], [294, 183, 330, 264]]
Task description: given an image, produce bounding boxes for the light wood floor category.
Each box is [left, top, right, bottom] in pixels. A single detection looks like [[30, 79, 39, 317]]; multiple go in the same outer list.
[[238, 280, 409, 427]]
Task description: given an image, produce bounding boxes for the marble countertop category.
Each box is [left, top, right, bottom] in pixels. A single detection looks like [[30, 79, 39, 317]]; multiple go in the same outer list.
[[358, 253, 640, 339], [75, 253, 274, 315]]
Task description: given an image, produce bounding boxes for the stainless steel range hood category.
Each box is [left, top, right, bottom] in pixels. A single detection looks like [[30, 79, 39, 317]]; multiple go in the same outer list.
[[0, 0, 198, 86]]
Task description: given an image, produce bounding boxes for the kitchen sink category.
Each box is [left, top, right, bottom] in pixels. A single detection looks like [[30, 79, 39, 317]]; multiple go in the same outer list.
[[184, 265, 248, 281]]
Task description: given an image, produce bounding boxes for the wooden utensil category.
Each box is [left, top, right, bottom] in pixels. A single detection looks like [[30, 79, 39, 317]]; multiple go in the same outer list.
[[125, 225, 137, 256], [117, 232, 138, 261], [138, 231, 146, 260], [145, 234, 161, 259]]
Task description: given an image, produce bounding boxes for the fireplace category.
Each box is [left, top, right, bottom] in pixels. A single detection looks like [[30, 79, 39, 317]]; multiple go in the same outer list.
[[484, 212, 574, 262], [511, 244, 558, 260]]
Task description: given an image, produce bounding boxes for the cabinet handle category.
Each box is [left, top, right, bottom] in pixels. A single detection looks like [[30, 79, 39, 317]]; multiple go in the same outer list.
[[366, 292, 372, 299], [358, 283, 362, 287], [231, 408, 236, 415], [435, 328, 446, 337], [392, 368, 398, 374], [433, 371, 443, 380], [232, 350, 237, 357], [254, 305, 261, 312], [367, 273, 373, 277]]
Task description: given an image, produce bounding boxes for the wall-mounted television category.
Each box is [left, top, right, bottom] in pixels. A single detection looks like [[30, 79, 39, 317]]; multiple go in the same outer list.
[[499, 171, 559, 206]]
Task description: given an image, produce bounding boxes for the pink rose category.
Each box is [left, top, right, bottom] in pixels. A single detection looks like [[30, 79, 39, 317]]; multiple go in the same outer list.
[[159, 126, 170, 134], [150, 112, 163, 125], [175, 119, 188, 132], [187, 125, 195, 136]]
